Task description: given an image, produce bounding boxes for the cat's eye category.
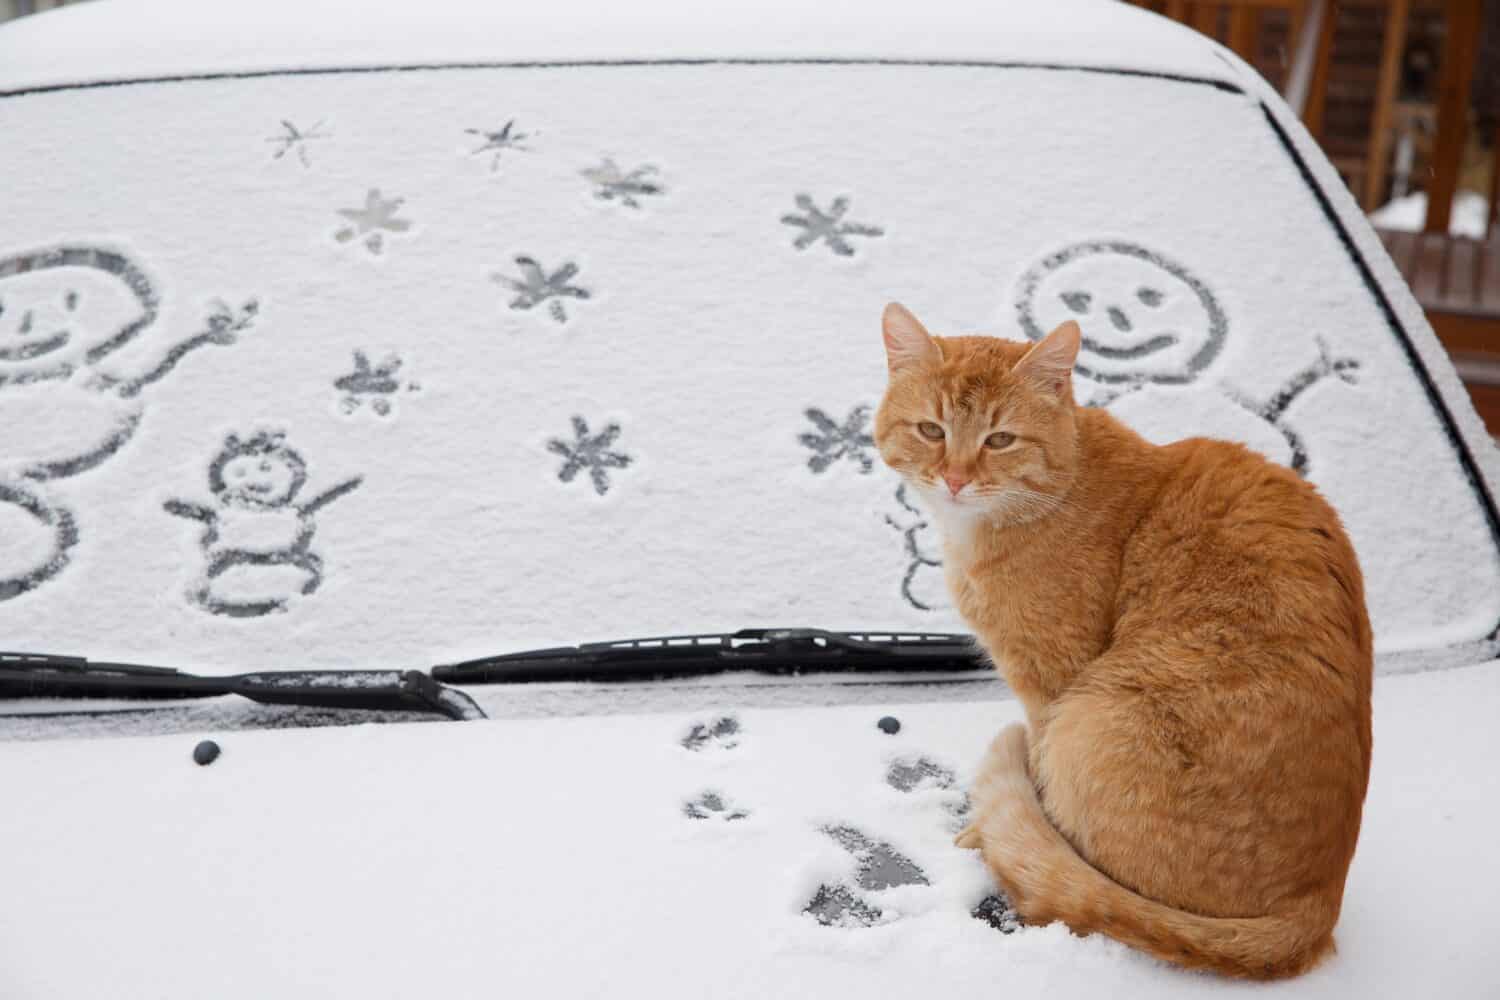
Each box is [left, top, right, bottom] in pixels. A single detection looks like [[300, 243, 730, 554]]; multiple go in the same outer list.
[[917, 421, 945, 441], [985, 431, 1016, 449]]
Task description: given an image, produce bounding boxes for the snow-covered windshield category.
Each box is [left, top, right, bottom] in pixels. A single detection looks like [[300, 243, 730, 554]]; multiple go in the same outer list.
[[1, 56, 1496, 678]]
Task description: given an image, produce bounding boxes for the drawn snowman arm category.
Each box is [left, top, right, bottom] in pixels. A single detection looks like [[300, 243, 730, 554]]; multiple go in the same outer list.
[[299, 477, 363, 516], [108, 299, 260, 399], [163, 499, 216, 523]]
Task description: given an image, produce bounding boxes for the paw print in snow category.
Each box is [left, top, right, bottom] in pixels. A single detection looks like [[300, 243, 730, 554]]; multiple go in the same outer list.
[[822, 825, 929, 890], [885, 756, 955, 793], [804, 825, 928, 928], [806, 884, 884, 928], [334, 189, 412, 255], [683, 790, 750, 821], [971, 894, 1022, 934], [681, 715, 741, 751], [799, 406, 876, 475], [887, 753, 969, 831]]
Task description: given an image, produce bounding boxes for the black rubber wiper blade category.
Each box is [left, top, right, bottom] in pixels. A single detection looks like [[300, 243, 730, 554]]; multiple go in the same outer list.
[[0, 652, 485, 721], [431, 628, 987, 684]]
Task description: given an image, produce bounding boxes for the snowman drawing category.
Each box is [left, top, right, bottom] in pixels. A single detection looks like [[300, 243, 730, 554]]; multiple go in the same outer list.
[[1015, 240, 1359, 476], [163, 431, 362, 617], [0, 246, 257, 602], [885, 482, 946, 611]]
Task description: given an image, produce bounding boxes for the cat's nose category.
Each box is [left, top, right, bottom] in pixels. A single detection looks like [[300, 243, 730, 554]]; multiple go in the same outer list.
[[944, 474, 970, 497]]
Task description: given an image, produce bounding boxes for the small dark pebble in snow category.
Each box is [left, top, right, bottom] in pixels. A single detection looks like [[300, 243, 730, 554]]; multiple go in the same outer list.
[[877, 715, 901, 735], [193, 740, 221, 766]]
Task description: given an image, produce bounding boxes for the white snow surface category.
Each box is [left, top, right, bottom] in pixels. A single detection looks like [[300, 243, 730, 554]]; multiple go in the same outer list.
[[0, 0, 1229, 93], [1, 42, 1497, 671], [2, 662, 1498, 999]]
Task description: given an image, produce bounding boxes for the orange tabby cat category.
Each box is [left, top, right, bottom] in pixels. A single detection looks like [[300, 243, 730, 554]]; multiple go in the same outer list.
[[874, 303, 1372, 979]]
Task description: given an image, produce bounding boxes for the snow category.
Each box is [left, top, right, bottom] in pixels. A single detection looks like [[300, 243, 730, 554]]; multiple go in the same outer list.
[[2, 9, 1499, 993], [1370, 191, 1493, 241], [0, 0, 1228, 94], [2, 661, 1498, 998], [0, 49, 1496, 673]]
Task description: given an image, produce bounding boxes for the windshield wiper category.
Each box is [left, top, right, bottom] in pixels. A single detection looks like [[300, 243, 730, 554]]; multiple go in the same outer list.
[[0, 652, 485, 721], [431, 628, 987, 684]]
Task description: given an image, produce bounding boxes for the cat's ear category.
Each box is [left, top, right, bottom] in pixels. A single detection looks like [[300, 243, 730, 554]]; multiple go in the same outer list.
[[1013, 321, 1080, 396], [882, 302, 942, 373]]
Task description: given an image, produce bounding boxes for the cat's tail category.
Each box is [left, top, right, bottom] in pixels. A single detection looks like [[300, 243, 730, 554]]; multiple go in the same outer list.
[[957, 725, 1336, 980]]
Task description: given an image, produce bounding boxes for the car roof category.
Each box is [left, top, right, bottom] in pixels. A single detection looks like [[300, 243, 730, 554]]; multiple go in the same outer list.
[[0, 0, 1232, 96]]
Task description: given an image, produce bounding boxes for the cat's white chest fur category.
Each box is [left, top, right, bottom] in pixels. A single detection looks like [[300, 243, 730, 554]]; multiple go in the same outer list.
[[917, 490, 984, 568]]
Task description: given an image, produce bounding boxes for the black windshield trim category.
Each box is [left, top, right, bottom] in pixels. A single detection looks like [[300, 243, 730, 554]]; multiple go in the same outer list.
[[0, 58, 1243, 101], [1257, 102, 1500, 642]]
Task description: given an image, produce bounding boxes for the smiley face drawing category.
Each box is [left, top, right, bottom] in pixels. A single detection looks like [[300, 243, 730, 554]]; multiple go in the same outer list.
[[0, 245, 257, 602], [1016, 240, 1228, 391], [1013, 239, 1357, 477]]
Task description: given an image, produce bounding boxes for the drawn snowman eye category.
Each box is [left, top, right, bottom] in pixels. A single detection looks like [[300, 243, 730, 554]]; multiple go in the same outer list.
[[1060, 291, 1092, 314], [917, 421, 945, 441], [1136, 287, 1163, 307], [64, 290, 79, 311], [985, 431, 1016, 449]]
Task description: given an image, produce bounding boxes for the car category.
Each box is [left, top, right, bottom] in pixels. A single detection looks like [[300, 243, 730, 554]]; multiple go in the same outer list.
[[1, 1, 1498, 997]]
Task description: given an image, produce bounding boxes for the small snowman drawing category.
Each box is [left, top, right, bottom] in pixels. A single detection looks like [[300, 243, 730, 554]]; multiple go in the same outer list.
[[1015, 240, 1359, 476], [163, 431, 362, 617], [885, 482, 947, 611], [0, 245, 257, 602]]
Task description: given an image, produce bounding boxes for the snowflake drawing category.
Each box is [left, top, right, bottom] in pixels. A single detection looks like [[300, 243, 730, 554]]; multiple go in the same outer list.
[[492, 256, 590, 324], [581, 158, 664, 208], [799, 405, 876, 474], [547, 416, 633, 496], [334, 351, 419, 417], [265, 119, 330, 167], [780, 195, 884, 256], [334, 189, 412, 255], [465, 120, 533, 172]]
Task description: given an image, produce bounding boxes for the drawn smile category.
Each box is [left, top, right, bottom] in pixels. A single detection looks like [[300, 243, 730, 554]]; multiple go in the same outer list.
[[0, 330, 70, 362], [1081, 332, 1176, 360]]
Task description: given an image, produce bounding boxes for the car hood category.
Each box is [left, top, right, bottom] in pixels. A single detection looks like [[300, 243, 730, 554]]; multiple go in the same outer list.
[[4, 663, 1500, 999]]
